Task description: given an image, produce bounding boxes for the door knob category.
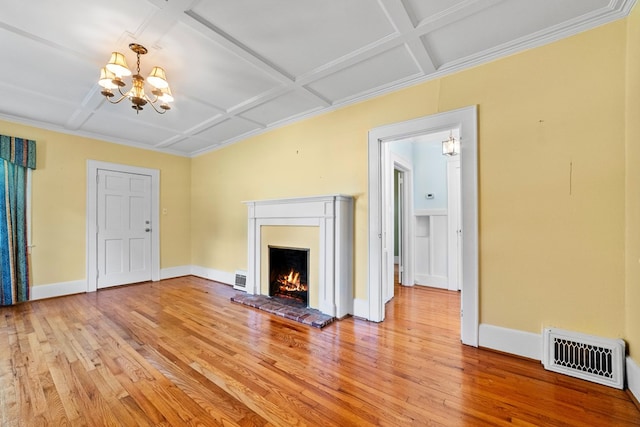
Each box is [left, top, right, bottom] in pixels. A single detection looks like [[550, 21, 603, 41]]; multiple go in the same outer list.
[[145, 228, 151, 232]]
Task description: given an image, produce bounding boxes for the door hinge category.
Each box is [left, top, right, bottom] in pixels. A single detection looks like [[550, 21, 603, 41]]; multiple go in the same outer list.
[[460, 309, 463, 318]]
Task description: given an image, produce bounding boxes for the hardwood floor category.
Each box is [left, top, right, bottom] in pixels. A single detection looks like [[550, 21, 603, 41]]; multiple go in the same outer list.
[[1, 276, 639, 426]]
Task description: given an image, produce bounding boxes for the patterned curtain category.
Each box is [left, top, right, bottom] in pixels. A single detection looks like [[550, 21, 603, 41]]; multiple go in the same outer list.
[[0, 135, 36, 305]]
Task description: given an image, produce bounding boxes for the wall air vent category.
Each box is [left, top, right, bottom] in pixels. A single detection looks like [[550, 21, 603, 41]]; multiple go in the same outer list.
[[542, 328, 625, 389], [233, 270, 247, 291]]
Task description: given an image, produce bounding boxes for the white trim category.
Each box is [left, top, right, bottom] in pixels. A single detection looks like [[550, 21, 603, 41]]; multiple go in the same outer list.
[[414, 275, 448, 289], [447, 159, 461, 292], [191, 265, 235, 285], [243, 195, 354, 318], [0, 2, 632, 160], [26, 169, 32, 248], [627, 356, 640, 401], [186, 1, 635, 159], [478, 324, 542, 361], [29, 265, 231, 301], [368, 106, 479, 347], [414, 209, 447, 216], [86, 160, 161, 292], [353, 298, 369, 319], [387, 151, 414, 291], [30, 280, 86, 300], [160, 266, 192, 280]]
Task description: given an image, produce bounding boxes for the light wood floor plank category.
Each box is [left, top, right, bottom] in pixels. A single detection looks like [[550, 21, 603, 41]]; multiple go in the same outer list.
[[0, 276, 638, 426]]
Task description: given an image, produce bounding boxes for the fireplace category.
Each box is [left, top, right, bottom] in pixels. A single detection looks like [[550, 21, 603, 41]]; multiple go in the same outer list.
[[244, 194, 354, 318], [269, 246, 309, 305]]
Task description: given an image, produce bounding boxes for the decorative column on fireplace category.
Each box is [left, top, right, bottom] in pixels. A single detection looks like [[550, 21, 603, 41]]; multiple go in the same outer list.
[[244, 194, 354, 318]]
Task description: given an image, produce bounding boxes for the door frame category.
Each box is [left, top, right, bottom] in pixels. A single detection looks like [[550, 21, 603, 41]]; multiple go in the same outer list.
[[86, 160, 160, 292], [368, 106, 479, 346], [389, 151, 414, 289], [447, 156, 461, 291], [382, 146, 414, 303]]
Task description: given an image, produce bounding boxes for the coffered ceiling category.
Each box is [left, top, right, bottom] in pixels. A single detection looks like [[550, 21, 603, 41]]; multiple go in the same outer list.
[[0, 0, 635, 157]]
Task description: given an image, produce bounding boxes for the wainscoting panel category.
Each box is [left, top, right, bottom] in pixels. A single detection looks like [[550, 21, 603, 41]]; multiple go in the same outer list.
[[414, 210, 448, 289]]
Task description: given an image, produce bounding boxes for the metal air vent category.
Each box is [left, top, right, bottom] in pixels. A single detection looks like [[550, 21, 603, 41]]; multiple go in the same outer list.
[[233, 270, 247, 291], [543, 328, 625, 389]]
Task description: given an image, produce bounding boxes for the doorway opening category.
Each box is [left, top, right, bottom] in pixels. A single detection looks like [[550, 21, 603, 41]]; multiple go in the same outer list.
[[368, 106, 478, 346], [388, 129, 461, 295], [384, 149, 413, 303]]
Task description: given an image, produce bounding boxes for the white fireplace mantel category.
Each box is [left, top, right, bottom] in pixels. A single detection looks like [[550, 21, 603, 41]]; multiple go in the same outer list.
[[244, 195, 353, 318]]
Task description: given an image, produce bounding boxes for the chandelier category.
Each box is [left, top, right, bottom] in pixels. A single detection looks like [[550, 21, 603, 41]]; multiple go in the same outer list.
[[442, 131, 460, 156], [98, 43, 173, 114]]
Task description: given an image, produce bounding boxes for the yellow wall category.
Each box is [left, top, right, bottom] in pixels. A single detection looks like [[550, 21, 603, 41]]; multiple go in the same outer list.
[[0, 11, 634, 351], [191, 20, 628, 338], [626, 5, 640, 360], [0, 120, 191, 286], [454, 25, 626, 337]]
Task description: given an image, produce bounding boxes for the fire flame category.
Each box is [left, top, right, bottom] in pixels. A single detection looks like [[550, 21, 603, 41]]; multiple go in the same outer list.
[[277, 268, 308, 292]]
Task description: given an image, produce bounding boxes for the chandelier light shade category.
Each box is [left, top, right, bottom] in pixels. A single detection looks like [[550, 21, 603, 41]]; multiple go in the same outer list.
[[147, 67, 169, 89], [98, 43, 173, 114], [442, 132, 460, 156], [159, 86, 174, 103], [98, 67, 118, 89], [106, 52, 131, 77]]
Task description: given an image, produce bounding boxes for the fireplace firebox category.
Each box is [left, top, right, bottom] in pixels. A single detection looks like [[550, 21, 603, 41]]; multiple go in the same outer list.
[[269, 246, 309, 305]]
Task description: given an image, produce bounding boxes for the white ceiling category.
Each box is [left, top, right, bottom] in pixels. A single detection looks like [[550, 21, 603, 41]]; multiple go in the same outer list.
[[0, 0, 635, 157]]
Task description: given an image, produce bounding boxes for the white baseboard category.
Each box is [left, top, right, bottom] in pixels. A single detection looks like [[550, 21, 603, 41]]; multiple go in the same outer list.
[[627, 356, 640, 402], [30, 280, 86, 301], [161, 265, 235, 285], [415, 274, 448, 289], [160, 265, 192, 280], [353, 298, 369, 319], [479, 323, 542, 361], [30, 265, 204, 301], [190, 265, 234, 285]]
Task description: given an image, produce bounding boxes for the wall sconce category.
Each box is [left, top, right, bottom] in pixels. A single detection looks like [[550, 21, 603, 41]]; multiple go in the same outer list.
[[442, 131, 460, 156]]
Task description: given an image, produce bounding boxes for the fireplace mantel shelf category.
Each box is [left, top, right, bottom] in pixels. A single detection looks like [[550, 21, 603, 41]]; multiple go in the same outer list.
[[244, 195, 354, 318], [244, 194, 353, 219]]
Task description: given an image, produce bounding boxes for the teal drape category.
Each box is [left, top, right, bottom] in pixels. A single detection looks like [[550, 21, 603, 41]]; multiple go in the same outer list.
[[0, 135, 36, 305]]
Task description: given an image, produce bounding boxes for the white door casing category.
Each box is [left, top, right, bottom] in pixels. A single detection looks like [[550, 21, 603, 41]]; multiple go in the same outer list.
[[87, 161, 160, 292], [368, 106, 479, 347], [382, 147, 414, 302], [447, 158, 462, 291], [97, 169, 152, 288], [382, 144, 394, 303], [397, 170, 403, 285], [389, 151, 414, 291]]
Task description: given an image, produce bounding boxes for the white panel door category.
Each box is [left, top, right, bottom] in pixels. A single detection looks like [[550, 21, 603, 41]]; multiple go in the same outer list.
[[97, 169, 152, 288]]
